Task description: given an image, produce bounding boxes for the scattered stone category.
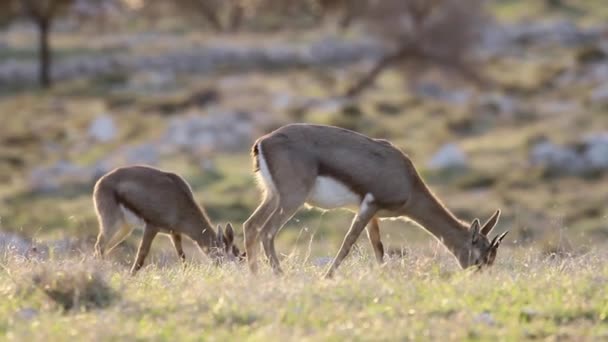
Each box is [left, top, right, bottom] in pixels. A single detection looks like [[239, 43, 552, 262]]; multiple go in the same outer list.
[[530, 133, 608, 176], [415, 83, 472, 105], [473, 311, 495, 326], [590, 84, 608, 105], [530, 141, 585, 175], [0, 232, 30, 256], [127, 71, 177, 92], [477, 93, 517, 116], [164, 110, 254, 153], [312, 256, 333, 267], [583, 133, 608, 170], [428, 143, 468, 171], [28, 161, 96, 193], [14, 308, 38, 321], [537, 100, 581, 116], [88, 114, 117, 143]]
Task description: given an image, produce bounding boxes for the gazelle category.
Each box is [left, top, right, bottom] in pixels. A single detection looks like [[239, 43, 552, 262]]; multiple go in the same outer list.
[[243, 123, 508, 278], [93, 165, 242, 274]]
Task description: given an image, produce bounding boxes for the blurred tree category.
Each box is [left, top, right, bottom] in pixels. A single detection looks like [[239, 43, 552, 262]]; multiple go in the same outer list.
[[2, 0, 76, 88], [0, 2, 19, 27], [319, 0, 492, 97], [149, 0, 247, 32], [145, 0, 320, 33]]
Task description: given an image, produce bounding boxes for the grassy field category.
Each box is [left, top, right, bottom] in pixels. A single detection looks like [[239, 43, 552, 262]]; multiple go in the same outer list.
[[1, 1, 608, 340], [1, 247, 607, 340]]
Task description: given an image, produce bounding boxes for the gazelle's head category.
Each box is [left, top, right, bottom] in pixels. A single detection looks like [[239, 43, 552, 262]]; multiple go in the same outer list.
[[457, 210, 508, 270], [215, 223, 246, 262]]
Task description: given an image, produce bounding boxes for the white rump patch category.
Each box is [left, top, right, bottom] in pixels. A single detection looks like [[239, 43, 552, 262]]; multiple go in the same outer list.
[[120, 205, 144, 228], [306, 176, 361, 210], [254, 142, 277, 194]]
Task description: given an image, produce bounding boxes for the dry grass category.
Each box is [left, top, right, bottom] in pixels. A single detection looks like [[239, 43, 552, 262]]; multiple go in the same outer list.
[[1, 247, 607, 340]]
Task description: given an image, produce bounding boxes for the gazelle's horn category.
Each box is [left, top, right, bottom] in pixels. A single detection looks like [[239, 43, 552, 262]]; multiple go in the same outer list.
[[492, 231, 509, 248]]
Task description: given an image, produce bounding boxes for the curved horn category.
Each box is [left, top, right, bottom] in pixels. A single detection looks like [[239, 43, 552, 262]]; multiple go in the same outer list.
[[492, 231, 509, 248]]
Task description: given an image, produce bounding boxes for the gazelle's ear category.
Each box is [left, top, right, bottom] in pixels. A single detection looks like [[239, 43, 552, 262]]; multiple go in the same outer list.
[[471, 219, 481, 243], [224, 223, 234, 246], [481, 209, 501, 236]]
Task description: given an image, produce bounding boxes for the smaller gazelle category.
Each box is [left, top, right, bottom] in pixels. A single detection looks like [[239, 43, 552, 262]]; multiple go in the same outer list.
[[93, 165, 241, 274], [244, 124, 508, 278]]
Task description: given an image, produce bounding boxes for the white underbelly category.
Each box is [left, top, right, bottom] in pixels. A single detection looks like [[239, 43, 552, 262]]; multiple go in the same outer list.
[[306, 176, 361, 210], [120, 205, 145, 228]]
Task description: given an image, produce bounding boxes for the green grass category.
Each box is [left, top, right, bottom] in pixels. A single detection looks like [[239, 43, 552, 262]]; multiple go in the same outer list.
[[1, 248, 607, 340]]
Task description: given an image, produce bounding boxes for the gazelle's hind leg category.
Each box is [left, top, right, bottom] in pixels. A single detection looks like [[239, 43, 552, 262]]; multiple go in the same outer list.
[[259, 191, 308, 275], [366, 217, 384, 264], [243, 194, 278, 274], [102, 223, 136, 255], [95, 211, 135, 258]]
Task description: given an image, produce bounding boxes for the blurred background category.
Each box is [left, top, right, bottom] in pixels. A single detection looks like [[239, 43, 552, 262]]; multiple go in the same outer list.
[[0, 0, 607, 264]]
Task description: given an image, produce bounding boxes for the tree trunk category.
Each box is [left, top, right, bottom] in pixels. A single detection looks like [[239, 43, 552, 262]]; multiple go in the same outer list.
[[37, 17, 52, 88], [345, 44, 415, 97], [228, 4, 244, 32]]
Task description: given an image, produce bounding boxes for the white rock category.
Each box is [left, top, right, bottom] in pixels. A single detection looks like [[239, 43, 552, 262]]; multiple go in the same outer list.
[[312, 256, 333, 267], [428, 143, 468, 170], [590, 84, 608, 105], [0, 232, 30, 256], [164, 111, 253, 153], [583, 133, 608, 170], [530, 141, 584, 175], [88, 114, 117, 143], [474, 311, 495, 326], [28, 161, 97, 193], [478, 93, 517, 115]]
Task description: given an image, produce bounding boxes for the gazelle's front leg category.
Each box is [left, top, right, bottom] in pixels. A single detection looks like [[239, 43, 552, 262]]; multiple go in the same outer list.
[[170, 232, 186, 264], [366, 217, 384, 264], [324, 194, 378, 278]]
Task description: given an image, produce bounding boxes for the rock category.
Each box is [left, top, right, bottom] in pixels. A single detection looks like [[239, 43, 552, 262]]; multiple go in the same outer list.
[[590, 84, 608, 105], [477, 93, 517, 116], [312, 256, 333, 267], [14, 308, 38, 321], [530, 141, 585, 175], [428, 143, 468, 171], [88, 114, 117, 143], [583, 133, 608, 170], [537, 100, 582, 116], [127, 71, 176, 92], [93, 143, 160, 179], [124, 143, 159, 165], [508, 20, 598, 47], [415, 83, 472, 105], [474, 311, 495, 326], [530, 133, 608, 176], [29, 161, 96, 193], [164, 110, 254, 153], [0, 232, 30, 256]]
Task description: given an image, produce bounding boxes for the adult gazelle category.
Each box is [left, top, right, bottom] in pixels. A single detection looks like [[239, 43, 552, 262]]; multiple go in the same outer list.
[[243, 124, 507, 278]]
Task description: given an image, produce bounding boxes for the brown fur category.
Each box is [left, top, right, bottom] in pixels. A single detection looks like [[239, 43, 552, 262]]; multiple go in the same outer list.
[[93, 165, 241, 274], [243, 124, 506, 277]]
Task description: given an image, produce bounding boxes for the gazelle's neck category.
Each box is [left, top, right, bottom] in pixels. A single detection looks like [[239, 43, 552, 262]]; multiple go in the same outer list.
[[403, 181, 470, 257]]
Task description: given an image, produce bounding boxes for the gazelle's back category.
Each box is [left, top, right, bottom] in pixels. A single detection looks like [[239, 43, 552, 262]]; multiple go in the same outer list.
[[95, 166, 206, 229], [260, 124, 417, 207]]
